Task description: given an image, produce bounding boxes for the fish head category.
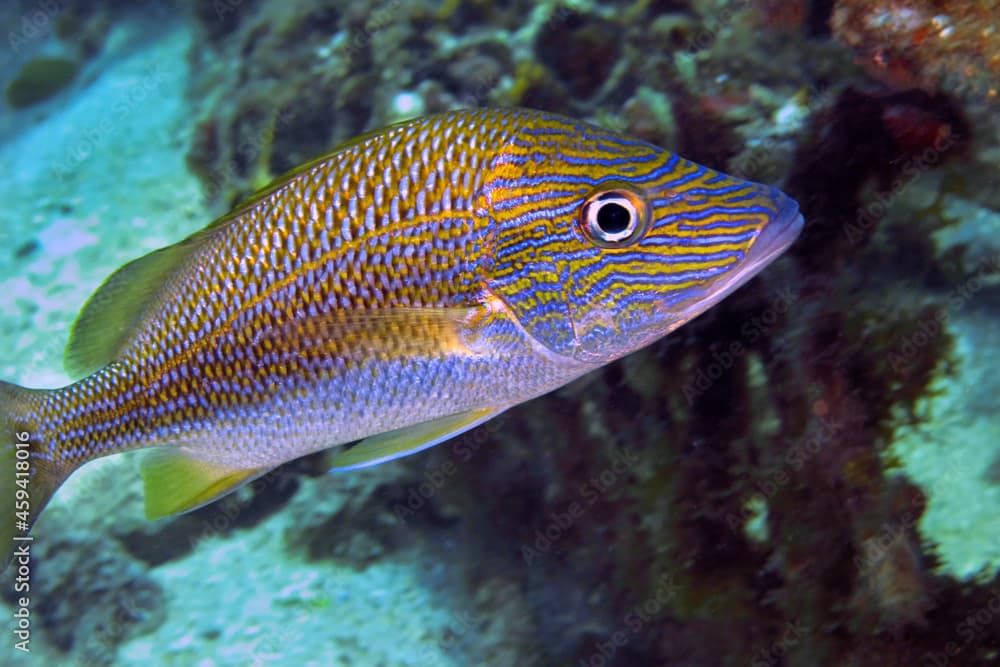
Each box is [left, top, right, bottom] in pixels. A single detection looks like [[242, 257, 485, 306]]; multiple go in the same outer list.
[[485, 115, 804, 365]]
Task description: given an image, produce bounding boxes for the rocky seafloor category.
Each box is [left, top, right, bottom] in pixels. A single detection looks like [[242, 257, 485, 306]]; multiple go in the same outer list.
[[0, 0, 998, 665]]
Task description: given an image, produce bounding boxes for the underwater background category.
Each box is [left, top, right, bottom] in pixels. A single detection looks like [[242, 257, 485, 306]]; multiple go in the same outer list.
[[0, 0, 998, 665]]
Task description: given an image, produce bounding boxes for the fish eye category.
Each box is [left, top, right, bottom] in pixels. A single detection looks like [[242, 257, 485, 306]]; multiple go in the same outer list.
[[580, 188, 650, 248]]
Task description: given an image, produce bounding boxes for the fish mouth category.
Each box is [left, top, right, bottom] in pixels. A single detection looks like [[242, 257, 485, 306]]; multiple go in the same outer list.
[[652, 192, 803, 333], [745, 195, 804, 272], [573, 190, 805, 363]]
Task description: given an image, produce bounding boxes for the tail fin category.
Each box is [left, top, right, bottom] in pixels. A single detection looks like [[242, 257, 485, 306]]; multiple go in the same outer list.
[[1, 381, 67, 572]]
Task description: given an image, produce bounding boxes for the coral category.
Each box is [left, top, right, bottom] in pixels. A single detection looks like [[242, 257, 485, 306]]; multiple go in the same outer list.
[[534, 9, 622, 100], [832, 0, 1000, 100], [0, 530, 165, 665], [784, 86, 969, 272], [848, 479, 931, 633], [184, 0, 360, 209], [5, 57, 78, 109], [281, 465, 415, 566]]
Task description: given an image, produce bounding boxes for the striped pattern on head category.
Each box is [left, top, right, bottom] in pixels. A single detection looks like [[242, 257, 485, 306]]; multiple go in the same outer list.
[[482, 109, 796, 362]]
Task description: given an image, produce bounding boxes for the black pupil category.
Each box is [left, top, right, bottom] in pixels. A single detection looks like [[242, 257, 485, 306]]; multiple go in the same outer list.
[[596, 201, 632, 235]]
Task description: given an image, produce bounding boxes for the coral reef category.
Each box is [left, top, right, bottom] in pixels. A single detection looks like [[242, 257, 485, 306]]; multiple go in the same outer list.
[[0, 529, 165, 665], [832, 0, 1000, 101]]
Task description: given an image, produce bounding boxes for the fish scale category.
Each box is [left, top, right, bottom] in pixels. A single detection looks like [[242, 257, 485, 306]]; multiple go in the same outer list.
[[0, 107, 803, 566]]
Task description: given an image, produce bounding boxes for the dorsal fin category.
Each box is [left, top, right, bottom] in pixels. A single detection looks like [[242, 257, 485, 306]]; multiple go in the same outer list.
[[66, 245, 186, 379], [64, 113, 437, 380], [63, 218, 234, 379]]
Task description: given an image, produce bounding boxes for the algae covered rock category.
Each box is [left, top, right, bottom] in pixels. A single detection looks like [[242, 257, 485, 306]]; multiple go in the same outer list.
[[1, 529, 165, 665], [6, 57, 79, 109]]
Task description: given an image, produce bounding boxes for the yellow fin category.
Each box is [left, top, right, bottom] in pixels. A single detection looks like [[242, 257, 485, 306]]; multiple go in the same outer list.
[[328, 408, 503, 472], [63, 218, 236, 379], [139, 448, 269, 519]]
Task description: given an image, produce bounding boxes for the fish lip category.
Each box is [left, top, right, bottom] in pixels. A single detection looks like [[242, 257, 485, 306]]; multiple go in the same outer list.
[[626, 194, 802, 352], [746, 196, 804, 267]]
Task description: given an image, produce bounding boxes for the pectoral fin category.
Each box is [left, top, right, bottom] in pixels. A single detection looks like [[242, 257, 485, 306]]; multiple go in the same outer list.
[[258, 306, 485, 361], [328, 408, 504, 472], [140, 448, 270, 519]]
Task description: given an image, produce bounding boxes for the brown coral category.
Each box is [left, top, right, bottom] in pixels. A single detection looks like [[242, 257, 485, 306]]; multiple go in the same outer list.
[[832, 0, 1000, 100]]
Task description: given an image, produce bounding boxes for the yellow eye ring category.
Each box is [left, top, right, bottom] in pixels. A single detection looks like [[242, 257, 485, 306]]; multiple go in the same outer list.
[[579, 187, 651, 248]]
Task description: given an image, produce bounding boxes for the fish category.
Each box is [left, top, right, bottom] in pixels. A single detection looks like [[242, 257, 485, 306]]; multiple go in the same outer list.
[[0, 107, 802, 567]]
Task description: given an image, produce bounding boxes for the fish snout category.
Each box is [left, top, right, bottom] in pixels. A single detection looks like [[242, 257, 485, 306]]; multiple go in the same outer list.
[[745, 189, 804, 270]]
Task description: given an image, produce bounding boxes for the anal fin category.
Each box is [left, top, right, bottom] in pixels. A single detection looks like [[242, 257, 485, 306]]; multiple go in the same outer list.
[[139, 448, 269, 519], [328, 408, 504, 472]]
